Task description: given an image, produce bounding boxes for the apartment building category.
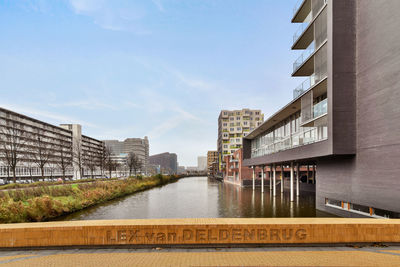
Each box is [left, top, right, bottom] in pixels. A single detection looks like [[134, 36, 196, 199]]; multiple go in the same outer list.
[[217, 109, 264, 157], [207, 150, 218, 176], [103, 137, 149, 174], [243, 0, 400, 218], [197, 156, 207, 171], [0, 107, 104, 180]]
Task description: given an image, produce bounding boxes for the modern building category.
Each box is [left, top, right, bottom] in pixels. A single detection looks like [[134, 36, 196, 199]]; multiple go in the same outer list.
[[197, 156, 207, 171], [243, 0, 400, 218], [218, 109, 264, 157], [223, 149, 263, 187], [0, 107, 104, 180], [104, 137, 149, 174], [149, 152, 178, 174]]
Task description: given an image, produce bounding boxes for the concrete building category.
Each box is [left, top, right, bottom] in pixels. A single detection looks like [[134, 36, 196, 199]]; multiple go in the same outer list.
[[0, 107, 104, 180], [197, 156, 207, 171], [218, 109, 264, 157], [243, 0, 400, 218], [104, 137, 149, 174], [149, 152, 177, 175]]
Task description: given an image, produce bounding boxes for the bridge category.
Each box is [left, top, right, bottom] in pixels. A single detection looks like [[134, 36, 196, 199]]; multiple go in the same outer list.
[[0, 218, 400, 266]]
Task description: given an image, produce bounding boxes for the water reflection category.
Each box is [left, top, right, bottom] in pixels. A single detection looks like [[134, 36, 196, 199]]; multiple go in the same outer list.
[[59, 177, 334, 221]]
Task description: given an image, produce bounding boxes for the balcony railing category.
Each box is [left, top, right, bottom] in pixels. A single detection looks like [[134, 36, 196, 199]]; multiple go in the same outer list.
[[293, 74, 316, 99], [293, 0, 305, 16], [293, 42, 314, 73], [293, 22, 309, 44], [313, 98, 328, 118]]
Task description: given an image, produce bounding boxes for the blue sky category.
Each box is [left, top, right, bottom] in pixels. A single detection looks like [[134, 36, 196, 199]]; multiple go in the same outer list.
[[0, 0, 301, 166]]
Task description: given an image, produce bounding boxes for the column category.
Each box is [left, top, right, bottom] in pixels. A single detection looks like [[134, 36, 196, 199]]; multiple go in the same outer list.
[[273, 164, 276, 196], [307, 165, 310, 184], [296, 163, 300, 197], [281, 164, 284, 193], [290, 162, 294, 202], [252, 166, 255, 191], [261, 166, 264, 193], [269, 165, 272, 191]]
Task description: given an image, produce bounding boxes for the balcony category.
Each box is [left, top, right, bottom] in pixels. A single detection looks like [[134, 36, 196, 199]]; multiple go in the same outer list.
[[293, 74, 315, 99], [293, 22, 313, 50], [292, 0, 311, 23], [313, 98, 327, 118], [293, 42, 314, 75]]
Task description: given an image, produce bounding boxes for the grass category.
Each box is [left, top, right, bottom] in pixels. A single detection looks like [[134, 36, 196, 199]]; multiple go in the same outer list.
[[0, 174, 182, 223]]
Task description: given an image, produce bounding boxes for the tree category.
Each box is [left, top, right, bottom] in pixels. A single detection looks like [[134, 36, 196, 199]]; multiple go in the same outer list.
[[127, 152, 143, 177], [56, 142, 72, 181], [30, 128, 55, 179], [104, 147, 117, 178], [84, 146, 98, 179], [99, 144, 108, 178], [0, 120, 29, 183]]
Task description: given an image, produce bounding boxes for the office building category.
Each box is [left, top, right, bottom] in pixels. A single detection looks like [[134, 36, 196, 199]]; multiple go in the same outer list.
[[104, 137, 149, 174], [197, 156, 207, 171], [243, 0, 400, 218], [149, 152, 178, 174]]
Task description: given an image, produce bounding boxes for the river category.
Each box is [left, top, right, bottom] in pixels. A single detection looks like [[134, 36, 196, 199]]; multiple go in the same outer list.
[[60, 176, 334, 221]]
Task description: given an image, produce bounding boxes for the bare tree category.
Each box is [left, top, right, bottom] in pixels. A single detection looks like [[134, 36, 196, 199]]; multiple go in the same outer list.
[[127, 152, 143, 177], [56, 143, 72, 181], [0, 120, 29, 183], [30, 128, 55, 179], [84, 146, 98, 179], [99, 144, 108, 178], [104, 147, 117, 178]]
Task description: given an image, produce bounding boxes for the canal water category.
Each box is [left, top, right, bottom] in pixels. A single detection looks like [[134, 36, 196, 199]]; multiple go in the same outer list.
[[61, 177, 334, 221]]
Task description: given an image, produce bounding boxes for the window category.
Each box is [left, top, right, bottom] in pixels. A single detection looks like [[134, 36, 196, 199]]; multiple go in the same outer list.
[[237, 127, 241, 131], [243, 122, 248, 125], [230, 128, 234, 131], [236, 138, 241, 142], [255, 112, 260, 115], [224, 145, 228, 148], [230, 123, 234, 127], [223, 123, 227, 127], [236, 117, 240, 120], [230, 117, 234, 121]]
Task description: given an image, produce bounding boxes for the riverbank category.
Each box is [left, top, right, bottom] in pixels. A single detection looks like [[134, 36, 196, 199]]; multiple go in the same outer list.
[[0, 174, 182, 224]]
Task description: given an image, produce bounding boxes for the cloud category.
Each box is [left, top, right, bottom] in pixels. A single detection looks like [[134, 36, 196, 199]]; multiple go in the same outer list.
[[0, 103, 97, 128], [152, 0, 165, 12], [50, 99, 117, 110], [67, 0, 155, 34]]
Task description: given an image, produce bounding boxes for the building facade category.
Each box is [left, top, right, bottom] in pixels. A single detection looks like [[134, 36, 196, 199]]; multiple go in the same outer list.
[[218, 109, 264, 157], [104, 137, 149, 174], [0, 107, 104, 180], [243, 0, 400, 218], [207, 150, 218, 176], [197, 156, 207, 171], [149, 152, 177, 174]]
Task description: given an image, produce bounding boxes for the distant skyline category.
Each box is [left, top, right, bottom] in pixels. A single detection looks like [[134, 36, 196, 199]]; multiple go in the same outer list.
[[0, 0, 301, 166]]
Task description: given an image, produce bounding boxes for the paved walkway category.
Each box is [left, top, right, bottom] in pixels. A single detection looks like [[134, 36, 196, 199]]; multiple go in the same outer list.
[[0, 246, 399, 266]]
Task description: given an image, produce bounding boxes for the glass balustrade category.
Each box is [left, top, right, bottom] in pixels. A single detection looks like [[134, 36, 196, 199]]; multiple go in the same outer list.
[[293, 74, 316, 99], [293, 22, 309, 44], [293, 42, 314, 73], [313, 98, 328, 118]]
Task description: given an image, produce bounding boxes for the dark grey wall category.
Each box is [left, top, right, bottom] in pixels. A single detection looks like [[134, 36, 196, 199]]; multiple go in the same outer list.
[[317, 0, 400, 215]]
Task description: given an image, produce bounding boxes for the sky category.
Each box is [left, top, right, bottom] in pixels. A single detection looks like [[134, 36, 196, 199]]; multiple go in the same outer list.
[[0, 0, 302, 166]]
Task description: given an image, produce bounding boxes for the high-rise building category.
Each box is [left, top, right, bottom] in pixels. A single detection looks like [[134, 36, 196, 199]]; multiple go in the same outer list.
[[149, 152, 177, 174], [103, 137, 149, 173], [0, 107, 104, 180], [197, 156, 207, 171], [218, 109, 264, 157], [243, 0, 400, 218]]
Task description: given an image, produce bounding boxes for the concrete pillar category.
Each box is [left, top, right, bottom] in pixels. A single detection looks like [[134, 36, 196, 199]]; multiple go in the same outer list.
[[281, 164, 284, 193], [261, 166, 264, 193], [269, 165, 272, 191], [290, 162, 294, 202], [252, 166, 255, 191], [296, 163, 300, 197], [307, 165, 310, 184], [273, 164, 276, 197], [313, 164, 316, 184]]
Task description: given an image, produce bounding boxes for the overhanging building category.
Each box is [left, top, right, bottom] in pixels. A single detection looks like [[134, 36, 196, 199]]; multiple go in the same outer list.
[[243, 0, 400, 218]]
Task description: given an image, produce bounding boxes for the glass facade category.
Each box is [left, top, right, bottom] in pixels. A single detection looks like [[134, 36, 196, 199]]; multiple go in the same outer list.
[[251, 99, 328, 158]]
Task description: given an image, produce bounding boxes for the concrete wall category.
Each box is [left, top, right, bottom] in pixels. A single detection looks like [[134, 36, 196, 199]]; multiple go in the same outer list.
[[317, 0, 400, 216]]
